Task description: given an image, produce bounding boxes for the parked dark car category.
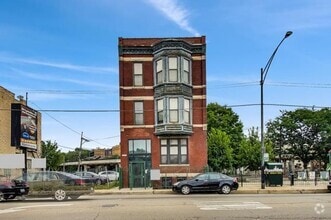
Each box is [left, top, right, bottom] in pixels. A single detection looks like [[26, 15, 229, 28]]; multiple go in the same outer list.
[[172, 172, 239, 195], [328, 179, 331, 191], [0, 176, 29, 201], [15, 171, 93, 201], [74, 171, 108, 185]]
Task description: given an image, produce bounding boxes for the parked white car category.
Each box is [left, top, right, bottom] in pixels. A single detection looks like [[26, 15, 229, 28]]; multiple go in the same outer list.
[[98, 171, 119, 181]]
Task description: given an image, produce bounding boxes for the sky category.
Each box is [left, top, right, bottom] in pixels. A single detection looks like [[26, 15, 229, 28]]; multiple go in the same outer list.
[[1, 0, 331, 152]]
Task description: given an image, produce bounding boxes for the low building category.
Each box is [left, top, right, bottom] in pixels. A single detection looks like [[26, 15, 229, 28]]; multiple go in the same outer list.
[[0, 86, 42, 178]]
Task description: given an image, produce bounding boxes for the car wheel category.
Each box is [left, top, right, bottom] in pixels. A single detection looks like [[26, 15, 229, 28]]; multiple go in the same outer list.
[[70, 195, 80, 200], [96, 179, 102, 185], [181, 185, 191, 195], [54, 189, 67, 201], [219, 184, 231, 194]]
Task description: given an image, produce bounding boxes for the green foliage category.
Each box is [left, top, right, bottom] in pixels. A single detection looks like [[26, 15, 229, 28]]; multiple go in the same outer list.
[[266, 108, 331, 169], [207, 103, 244, 169], [237, 127, 261, 170], [207, 128, 233, 171], [41, 140, 65, 171]]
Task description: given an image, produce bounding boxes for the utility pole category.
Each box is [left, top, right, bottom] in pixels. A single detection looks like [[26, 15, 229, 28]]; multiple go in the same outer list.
[[77, 132, 89, 172]]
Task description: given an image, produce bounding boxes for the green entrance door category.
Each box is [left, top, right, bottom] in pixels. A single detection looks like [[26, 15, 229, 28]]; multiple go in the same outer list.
[[129, 161, 146, 188]]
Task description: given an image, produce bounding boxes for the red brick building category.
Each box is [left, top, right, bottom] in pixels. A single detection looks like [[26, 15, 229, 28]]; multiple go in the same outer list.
[[118, 37, 207, 188]]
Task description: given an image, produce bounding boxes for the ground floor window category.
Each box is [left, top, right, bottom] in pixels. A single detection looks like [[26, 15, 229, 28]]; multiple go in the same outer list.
[[160, 138, 188, 164]]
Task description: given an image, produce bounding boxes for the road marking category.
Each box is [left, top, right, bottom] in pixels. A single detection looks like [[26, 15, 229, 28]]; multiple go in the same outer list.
[[196, 201, 272, 211], [0, 203, 72, 214]]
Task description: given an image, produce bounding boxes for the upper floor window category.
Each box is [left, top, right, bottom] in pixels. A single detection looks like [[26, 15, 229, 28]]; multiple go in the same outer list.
[[169, 97, 178, 123], [154, 56, 191, 85], [157, 99, 164, 124], [133, 63, 143, 86], [134, 101, 144, 125], [183, 58, 190, 84], [156, 96, 191, 125], [168, 57, 178, 82], [156, 59, 163, 84], [183, 98, 190, 124]]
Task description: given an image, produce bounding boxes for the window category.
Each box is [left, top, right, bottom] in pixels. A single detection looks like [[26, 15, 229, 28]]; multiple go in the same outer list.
[[129, 139, 151, 154], [169, 98, 178, 123], [168, 57, 178, 82], [183, 98, 190, 124], [183, 58, 190, 84], [134, 101, 144, 125], [156, 97, 191, 125], [133, 63, 143, 86], [160, 138, 188, 164], [157, 99, 164, 124], [156, 59, 163, 84], [155, 56, 191, 85]]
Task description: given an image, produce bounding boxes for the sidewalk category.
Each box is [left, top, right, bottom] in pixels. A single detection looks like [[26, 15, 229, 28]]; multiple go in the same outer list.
[[93, 183, 329, 195]]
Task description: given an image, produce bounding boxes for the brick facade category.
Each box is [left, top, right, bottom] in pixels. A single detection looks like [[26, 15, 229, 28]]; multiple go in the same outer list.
[[118, 37, 207, 188], [0, 86, 42, 177]]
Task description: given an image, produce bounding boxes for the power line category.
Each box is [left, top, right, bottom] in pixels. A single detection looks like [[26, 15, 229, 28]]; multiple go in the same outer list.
[[29, 101, 116, 149]]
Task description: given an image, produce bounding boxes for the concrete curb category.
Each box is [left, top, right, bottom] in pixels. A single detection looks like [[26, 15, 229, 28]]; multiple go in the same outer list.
[[93, 188, 330, 195]]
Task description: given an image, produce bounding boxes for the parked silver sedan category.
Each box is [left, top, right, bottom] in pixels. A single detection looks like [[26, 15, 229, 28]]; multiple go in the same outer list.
[[98, 171, 119, 182]]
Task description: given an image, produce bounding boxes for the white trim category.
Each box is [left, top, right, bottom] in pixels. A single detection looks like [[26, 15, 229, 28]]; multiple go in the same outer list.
[[193, 95, 206, 100], [192, 55, 206, 60], [120, 96, 154, 101], [121, 125, 154, 129], [120, 57, 153, 62], [120, 86, 154, 90], [193, 124, 207, 128], [193, 85, 206, 89]]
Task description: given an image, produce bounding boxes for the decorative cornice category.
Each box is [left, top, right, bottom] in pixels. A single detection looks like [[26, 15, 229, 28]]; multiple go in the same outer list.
[[119, 39, 206, 56]]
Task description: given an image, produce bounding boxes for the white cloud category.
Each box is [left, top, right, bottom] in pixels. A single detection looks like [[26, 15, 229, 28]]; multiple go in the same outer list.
[[0, 55, 118, 74], [10, 68, 114, 89], [146, 0, 200, 36]]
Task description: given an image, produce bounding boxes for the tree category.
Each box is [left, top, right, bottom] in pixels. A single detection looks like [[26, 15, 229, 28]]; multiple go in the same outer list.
[[207, 128, 233, 172], [41, 140, 64, 171], [237, 127, 261, 171], [266, 108, 331, 169], [207, 103, 244, 169]]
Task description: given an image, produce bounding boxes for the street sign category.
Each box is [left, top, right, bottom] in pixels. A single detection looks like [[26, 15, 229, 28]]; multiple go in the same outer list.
[[264, 153, 269, 162]]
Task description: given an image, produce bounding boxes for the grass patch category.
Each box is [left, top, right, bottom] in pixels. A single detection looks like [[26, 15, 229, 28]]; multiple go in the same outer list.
[[94, 181, 119, 190]]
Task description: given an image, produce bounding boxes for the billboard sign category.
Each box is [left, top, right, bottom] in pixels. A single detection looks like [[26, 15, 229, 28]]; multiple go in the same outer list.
[[11, 104, 38, 150]]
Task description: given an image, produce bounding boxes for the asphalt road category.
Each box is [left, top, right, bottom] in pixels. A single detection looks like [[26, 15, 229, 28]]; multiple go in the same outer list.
[[0, 194, 330, 220]]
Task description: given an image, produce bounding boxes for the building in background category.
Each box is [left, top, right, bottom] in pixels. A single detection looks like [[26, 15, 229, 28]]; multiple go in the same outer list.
[[0, 86, 42, 177], [118, 36, 207, 188]]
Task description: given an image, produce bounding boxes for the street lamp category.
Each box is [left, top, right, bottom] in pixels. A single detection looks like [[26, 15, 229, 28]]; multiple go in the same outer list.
[[260, 31, 293, 189]]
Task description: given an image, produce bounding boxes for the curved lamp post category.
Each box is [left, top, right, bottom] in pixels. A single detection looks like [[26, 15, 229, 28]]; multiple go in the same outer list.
[[260, 31, 293, 189]]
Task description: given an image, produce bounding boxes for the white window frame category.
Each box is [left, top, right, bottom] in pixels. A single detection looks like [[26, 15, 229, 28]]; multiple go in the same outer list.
[[168, 57, 178, 82], [134, 101, 144, 125], [156, 59, 163, 84], [133, 63, 143, 86], [157, 98, 164, 124]]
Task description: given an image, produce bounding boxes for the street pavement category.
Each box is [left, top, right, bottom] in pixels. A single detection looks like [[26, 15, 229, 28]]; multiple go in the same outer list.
[[94, 181, 330, 195]]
